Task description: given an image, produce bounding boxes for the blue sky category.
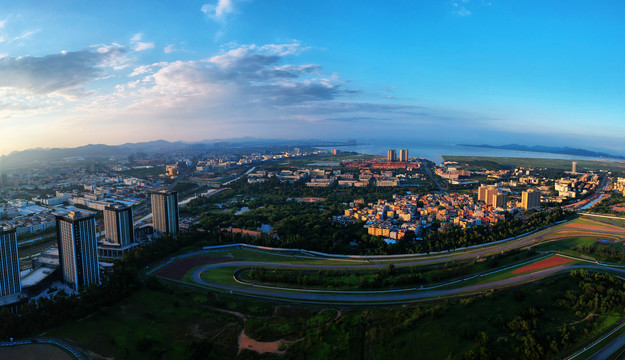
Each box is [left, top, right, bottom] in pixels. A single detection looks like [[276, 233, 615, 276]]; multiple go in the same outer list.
[[1, 0, 624, 155]]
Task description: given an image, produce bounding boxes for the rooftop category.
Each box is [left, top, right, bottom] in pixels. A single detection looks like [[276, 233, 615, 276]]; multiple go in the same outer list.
[[21, 267, 55, 288]]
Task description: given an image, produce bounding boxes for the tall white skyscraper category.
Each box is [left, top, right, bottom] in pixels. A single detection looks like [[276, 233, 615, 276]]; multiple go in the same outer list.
[[56, 211, 100, 291]]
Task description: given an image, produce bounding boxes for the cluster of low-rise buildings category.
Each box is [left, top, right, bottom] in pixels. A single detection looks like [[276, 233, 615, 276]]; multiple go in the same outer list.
[[306, 167, 425, 188], [343, 191, 511, 243], [245, 166, 423, 188], [343, 181, 558, 244], [193, 149, 321, 175]]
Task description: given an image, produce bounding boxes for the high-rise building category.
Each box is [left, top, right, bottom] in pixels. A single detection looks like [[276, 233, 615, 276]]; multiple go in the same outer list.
[[521, 189, 541, 210], [399, 149, 409, 162], [151, 191, 179, 235], [478, 185, 498, 206], [387, 149, 397, 162], [56, 211, 100, 291], [572, 161, 577, 174], [0, 227, 21, 298], [491, 193, 508, 209], [104, 204, 134, 247], [478, 185, 488, 203], [485, 187, 498, 206]]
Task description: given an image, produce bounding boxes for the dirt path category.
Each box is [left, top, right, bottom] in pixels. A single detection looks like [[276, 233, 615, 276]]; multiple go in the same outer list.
[[206, 305, 247, 320], [238, 330, 287, 355], [569, 313, 599, 326]]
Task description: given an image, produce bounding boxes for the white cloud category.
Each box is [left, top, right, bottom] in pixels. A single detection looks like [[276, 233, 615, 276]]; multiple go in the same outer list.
[[215, 0, 234, 18], [201, 0, 237, 21], [129, 62, 167, 77], [130, 33, 154, 52], [134, 42, 155, 51], [81, 41, 347, 128], [0, 20, 6, 29], [130, 33, 142, 42], [164, 44, 176, 53], [11, 30, 38, 41]]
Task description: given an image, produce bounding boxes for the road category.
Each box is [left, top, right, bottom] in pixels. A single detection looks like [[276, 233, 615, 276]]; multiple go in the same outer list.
[[586, 327, 625, 360], [420, 159, 446, 192], [173, 216, 625, 303], [188, 262, 625, 304], [222, 166, 256, 186]]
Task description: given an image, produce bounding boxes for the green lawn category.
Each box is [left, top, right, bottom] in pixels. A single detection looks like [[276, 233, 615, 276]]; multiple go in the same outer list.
[[441, 155, 625, 172], [198, 266, 240, 285]]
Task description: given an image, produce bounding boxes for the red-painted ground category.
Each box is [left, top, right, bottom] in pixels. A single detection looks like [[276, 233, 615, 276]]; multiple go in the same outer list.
[[513, 255, 573, 274], [155, 255, 237, 280], [563, 223, 624, 233]]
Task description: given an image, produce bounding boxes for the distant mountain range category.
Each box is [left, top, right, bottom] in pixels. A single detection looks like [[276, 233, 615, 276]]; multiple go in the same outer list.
[[462, 144, 625, 160], [0, 138, 357, 169]]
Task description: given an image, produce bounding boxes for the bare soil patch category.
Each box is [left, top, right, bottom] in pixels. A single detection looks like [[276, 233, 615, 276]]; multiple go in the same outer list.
[[238, 330, 287, 355], [610, 205, 625, 213]]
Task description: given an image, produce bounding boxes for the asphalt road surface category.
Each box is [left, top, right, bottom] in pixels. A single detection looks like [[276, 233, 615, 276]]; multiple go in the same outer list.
[[587, 329, 625, 360], [189, 262, 625, 304]]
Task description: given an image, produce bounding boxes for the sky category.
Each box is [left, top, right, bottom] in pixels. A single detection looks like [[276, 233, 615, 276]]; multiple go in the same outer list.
[[0, 0, 624, 156]]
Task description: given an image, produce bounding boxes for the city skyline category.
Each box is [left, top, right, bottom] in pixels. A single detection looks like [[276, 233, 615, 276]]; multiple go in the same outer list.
[[1, 1, 625, 156]]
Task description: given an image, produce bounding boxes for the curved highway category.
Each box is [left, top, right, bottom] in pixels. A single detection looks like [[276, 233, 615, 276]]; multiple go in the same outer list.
[[188, 262, 625, 304], [150, 217, 625, 305]]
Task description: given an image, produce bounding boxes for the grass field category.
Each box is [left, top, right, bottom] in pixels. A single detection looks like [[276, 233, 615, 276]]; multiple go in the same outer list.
[[442, 155, 625, 172]]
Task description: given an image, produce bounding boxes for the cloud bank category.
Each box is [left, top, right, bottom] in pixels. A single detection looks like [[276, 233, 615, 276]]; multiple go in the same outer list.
[[0, 45, 126, 97], [0, 40, 508, 156]]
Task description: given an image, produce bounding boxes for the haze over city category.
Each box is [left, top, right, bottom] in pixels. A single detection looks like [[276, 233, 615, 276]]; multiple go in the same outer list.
[[1, 1, 625, 156]]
